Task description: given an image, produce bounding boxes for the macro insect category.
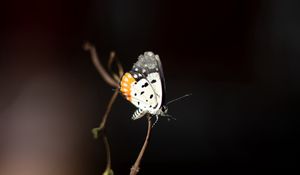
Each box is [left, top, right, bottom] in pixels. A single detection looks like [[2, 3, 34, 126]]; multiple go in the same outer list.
[[119, 52, 190, 126], [119, 51, 171, 125]]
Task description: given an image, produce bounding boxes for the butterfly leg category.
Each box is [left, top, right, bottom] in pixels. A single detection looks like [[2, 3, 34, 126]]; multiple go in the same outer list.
[[151, 115, 159, 128]]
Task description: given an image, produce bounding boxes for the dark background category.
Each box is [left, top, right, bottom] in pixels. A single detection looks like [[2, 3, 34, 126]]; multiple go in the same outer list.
[[0, 0, 298, 174]]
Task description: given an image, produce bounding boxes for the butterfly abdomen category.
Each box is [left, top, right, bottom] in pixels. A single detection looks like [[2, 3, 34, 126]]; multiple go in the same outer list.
[[132, 108, 147, 120]]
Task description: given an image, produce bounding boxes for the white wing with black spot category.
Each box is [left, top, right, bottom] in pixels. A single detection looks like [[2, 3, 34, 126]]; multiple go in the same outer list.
[[129, 72, 162, 115], [120, 51, 165, 120]]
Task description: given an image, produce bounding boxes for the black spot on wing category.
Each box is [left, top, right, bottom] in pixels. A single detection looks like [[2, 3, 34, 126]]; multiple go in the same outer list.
[[140, 91, 144, 95], [150, 94, 153, 99], [141, 82, 149, 88], [151, 79, 156, 84]]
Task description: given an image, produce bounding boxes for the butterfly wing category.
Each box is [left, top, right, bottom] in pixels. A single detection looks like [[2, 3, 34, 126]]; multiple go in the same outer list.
[[120, 52, 164, 118], [131, 52, 164, 113], [120, 72, 160, 118], [153, 53, 166, 105]]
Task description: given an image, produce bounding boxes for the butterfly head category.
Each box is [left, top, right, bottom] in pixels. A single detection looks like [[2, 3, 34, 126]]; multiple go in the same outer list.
[[156, 105, 168, 116], [161, 105, 168, 114]]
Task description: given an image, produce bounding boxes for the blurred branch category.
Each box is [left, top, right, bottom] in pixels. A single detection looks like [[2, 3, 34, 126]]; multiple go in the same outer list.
[[91, 90, 119, 139], [83, 42, 119, 88], [108, 51, 124, 81], [83, 41, 122, 175], [103, 135, 114, 175], [130, 115, 152, 175], [83, 41, 121, 138]]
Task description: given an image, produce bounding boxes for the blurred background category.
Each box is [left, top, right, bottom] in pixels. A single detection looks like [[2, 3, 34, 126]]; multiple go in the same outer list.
[[0, 0, 298, 174]]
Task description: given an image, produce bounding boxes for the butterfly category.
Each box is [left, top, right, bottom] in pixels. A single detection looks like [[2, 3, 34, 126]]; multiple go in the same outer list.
[[119, 51, 170, 125]]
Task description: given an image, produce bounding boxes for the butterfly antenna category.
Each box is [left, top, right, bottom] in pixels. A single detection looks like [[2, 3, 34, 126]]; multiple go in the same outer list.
[[166, 93, 192, 105], [166, 114, 176, 121]]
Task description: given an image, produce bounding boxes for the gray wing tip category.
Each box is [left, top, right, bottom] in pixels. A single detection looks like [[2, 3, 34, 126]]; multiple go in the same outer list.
[[144, 51, 154, 56]]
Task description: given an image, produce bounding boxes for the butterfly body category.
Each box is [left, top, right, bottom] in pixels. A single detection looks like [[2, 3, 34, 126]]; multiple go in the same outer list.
[[120, 52, 168, 121]]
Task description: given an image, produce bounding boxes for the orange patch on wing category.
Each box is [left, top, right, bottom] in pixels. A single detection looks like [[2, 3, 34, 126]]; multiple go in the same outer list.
[[120, 73, 136, 101]]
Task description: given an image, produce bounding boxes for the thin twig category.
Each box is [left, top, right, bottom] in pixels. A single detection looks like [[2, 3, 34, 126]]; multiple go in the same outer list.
[[107, 51, 124, 83], [130, 115, 152, 175], [84, 41, 122, 138], [84, 41, 123, 175], [92, 89, 119, 139], [83, 42, 119, 88], [102, 135, 113, 175]]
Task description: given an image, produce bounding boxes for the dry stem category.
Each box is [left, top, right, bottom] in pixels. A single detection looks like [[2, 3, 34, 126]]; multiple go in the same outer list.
[[130, 115, 152, 175], [103, 135, 113, 175], [83, 42, 119, 88], [83, 41, 121, 138], [83, 41, 121, 175], [91, 90, 119, 139]]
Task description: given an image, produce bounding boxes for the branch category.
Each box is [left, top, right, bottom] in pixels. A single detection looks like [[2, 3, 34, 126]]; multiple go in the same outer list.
[[83, 41, 122, 175], [102, 135, 113, 175], [83, 42, 119, 88], [130, 115, 152, 175], [107, 51, 124, 81], [92, 89, 119, 139]]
